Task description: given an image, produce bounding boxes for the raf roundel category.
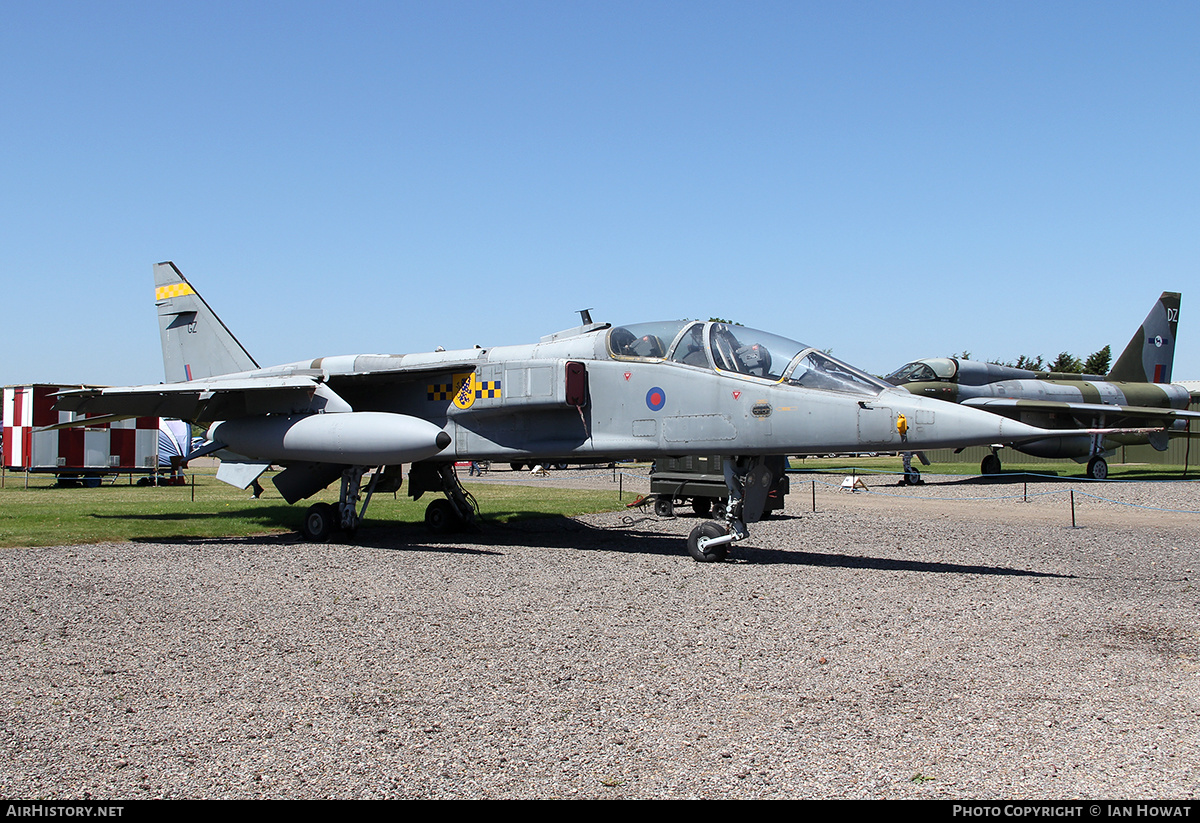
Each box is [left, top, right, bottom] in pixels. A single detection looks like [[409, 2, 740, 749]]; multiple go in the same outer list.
[[646, 386, 666, 411]]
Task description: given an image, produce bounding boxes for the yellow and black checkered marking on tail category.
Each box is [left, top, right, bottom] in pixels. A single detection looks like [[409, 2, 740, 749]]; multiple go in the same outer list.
[[155, 282, 196, 301], [475, 380, 501, 399]]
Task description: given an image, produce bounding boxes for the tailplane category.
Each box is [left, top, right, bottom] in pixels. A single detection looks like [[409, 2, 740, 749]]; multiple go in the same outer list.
[[1107, 291, 1180, 384], [154, 261, 258, 382]]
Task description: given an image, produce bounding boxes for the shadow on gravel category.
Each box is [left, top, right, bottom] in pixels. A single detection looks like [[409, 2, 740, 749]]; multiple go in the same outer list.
[[733, 543, 1073, 578], [125, 509, 1070, 578]]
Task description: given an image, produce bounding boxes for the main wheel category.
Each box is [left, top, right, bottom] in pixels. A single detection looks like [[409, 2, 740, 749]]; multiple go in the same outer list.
[[425, 498, 459, 534], [654, 497, 674, 517], [690, 497, 712, 517], [686, 521, 729, 563], [302, 503, 335, 542], [1087, 456, 1108, 480], [981, 453, 1002, 475], [509, 462, 525, 471], [904, 465, 922, 485]]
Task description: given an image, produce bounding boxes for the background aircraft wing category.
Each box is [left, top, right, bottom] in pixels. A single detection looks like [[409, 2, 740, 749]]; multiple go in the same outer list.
[[961, 397, 1200, 425]]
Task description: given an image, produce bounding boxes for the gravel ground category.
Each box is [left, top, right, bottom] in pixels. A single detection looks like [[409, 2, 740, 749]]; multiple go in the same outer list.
[[2, 468, 1198, 799]]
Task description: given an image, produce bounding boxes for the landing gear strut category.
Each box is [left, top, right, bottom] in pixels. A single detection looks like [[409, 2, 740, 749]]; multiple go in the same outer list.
[[301, 465, 386, 542], [1086, 422, 1109, 480], [684, 457, 772, 562]]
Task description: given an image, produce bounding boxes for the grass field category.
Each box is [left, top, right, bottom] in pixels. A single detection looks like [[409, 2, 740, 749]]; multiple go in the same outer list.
[[0, 469, 628, 548], [4, 457, 1195, 549]]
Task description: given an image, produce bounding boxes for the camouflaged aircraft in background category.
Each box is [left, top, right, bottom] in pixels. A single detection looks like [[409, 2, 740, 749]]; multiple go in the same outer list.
[[886, 292, 1200, 479], [55, 262, 1124, 561]]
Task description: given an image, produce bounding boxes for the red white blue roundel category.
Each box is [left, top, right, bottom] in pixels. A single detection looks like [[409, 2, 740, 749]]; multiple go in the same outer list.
[[646, 386, 666, 411]]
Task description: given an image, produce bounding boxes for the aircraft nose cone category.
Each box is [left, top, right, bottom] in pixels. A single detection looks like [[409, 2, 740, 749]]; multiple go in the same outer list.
[[903, 394, 1056, 450]]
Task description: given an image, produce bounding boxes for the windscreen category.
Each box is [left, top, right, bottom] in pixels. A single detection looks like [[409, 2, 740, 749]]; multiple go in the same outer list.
[[787, 350, 888, 396]]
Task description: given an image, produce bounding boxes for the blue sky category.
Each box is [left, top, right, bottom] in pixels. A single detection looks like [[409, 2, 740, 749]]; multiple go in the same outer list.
[[4, 1, 1197, 387]]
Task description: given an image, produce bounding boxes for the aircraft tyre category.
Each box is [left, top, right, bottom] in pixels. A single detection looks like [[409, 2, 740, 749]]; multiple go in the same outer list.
[[691, 497, 712, 517], [509, 462, 524, 471], [302, 503, 335, 542], [654, 497, 674, 517], [686, 521, 729, 563], [424, 498, 460, 534], [904, 466, 921, 485], [1087, 457, 1108, 480], [981, 453, 1002, 475]]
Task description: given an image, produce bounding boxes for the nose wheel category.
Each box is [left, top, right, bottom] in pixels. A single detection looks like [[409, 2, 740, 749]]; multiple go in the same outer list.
[[686, 521, 729, 562], [680, 457, 772, 562]]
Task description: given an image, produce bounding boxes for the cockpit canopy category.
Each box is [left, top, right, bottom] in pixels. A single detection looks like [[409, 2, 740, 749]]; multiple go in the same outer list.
[[884, 357, 958, 385], [885, 357, 1040, 387], [608, 320, 888, 397]]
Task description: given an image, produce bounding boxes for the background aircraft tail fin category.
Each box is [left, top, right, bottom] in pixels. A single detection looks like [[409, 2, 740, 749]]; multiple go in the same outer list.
[[154, 261, 259, 382], [1107, 291, 1180, 384]]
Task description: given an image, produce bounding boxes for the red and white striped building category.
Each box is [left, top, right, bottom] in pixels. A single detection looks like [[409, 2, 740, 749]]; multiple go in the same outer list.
[[3, 385, 161, 474]]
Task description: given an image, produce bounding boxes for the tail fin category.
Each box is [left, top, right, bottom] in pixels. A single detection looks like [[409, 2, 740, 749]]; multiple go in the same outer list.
[[1107, 291, 1181, 384], [154, 261, 258, 382]]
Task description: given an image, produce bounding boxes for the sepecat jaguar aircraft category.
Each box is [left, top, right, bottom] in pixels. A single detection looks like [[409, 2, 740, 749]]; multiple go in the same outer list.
[[54, 262, 1112, 561]]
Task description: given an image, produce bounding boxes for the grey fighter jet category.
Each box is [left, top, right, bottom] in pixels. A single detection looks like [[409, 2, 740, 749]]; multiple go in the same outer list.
[[886, 292, 1200, 479], [55, 262, 1119, 561]]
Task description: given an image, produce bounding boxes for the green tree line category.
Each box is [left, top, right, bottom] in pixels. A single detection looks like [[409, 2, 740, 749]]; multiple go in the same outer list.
[[980, 345, 1112, 375]]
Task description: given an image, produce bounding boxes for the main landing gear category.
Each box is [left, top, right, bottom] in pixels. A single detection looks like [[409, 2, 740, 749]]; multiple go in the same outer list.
[[408, 462, 479, 535], [684, 456, 775, 563], [1087, 456, 1108, 480], [302, 465, 393, 542], [978, 448, 1108, 479], [981, 451, 1002, 476], [299, 462, 480, 542]]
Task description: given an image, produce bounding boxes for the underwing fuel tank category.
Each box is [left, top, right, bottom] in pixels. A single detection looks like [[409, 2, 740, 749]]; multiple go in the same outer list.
[[209, 412, 452, 465]]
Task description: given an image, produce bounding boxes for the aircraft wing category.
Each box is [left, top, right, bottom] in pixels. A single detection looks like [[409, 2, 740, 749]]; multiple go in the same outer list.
[[52, 360, 485, 423], [961, 397, 1200, 425], [53, 375, 326, 422]]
